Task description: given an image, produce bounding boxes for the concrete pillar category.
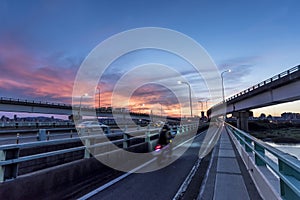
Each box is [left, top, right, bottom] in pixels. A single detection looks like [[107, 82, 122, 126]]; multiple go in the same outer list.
[[233, 111, 252, 132]]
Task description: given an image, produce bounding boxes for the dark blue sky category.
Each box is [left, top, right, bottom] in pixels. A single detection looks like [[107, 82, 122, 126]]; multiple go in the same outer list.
[[1, 0, 300, 116]]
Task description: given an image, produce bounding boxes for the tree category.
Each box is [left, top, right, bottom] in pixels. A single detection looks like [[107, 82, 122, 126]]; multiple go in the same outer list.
[[259, 113, 266, 119], [267, 114, 273, 119]]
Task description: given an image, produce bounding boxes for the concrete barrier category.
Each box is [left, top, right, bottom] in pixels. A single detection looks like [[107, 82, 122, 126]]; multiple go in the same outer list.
[[0, 141, 149, 199]]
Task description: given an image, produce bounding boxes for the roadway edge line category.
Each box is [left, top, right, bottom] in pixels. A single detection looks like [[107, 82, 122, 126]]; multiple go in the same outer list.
[[78, 130, 205, 200], [172, 157, 202, 200], [197, 140, 217, 200], [77, 158, 156, 200], [173, 125, 222, 200]]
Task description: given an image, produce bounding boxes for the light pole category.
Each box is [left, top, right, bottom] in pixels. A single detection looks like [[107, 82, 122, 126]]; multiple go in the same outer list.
[[198, 100, 204, 111], [96, 87, 100, 109], [178, 81, 193, 117], [159, 103, 163, 118], [96, 87, 100, 117], [79, 93, 88, 117], [221, 69, 231, 103]]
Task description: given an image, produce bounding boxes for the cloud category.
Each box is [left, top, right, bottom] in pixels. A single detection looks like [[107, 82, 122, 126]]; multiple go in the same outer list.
[[0, 37, 78, 103]]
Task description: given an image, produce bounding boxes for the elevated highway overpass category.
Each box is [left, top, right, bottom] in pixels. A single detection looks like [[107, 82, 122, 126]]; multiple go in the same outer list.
[[208, 65, 300, 131], [0, 97, 179, 123]]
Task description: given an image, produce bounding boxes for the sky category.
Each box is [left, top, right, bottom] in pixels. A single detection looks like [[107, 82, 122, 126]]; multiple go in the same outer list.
[[0, 0, 300, 118]]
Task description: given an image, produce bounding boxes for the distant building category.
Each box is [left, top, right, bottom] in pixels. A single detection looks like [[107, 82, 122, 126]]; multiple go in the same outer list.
[[281, 112, 300, 120]]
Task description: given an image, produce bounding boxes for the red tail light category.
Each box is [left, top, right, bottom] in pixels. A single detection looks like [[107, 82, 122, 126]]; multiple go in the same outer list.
[[155, 144, 162, 151]]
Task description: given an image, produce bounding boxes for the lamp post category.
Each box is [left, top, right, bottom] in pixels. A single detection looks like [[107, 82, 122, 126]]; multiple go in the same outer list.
[[178, 81, 193, 117], [96, 87, 100, 116], [198, 101, 204, 111], [158, 103, 163, 118], [221, 69, 231, 103], [79, 93, 88, 117], [96, 87, 100, 109]]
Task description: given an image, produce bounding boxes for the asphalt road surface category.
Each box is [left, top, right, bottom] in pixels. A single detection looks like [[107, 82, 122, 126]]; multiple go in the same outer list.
[[86, 130, 209, 200]]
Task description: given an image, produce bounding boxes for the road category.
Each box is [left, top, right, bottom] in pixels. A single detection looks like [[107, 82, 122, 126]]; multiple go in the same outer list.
[[83, 130, 209, 200]]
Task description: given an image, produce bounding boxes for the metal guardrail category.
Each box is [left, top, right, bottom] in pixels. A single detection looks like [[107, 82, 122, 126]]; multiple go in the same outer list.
[[211, 65, 300, 109], [226, 123, 300, 199], [226, 65, 300, 102], [0, 123, 199, 182], [0, 121, 74, 128]]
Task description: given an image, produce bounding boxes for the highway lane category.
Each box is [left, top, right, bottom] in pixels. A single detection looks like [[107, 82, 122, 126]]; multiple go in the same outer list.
[[86, 130, 210, 200]]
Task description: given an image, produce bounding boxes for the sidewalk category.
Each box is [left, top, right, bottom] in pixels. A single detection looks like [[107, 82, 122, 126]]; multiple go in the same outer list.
[[198, 128, 262, 200]]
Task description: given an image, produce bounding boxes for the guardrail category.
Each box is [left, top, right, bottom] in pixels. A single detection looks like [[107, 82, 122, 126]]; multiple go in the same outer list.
[[226, 123, 300, 199], [226, 65, 300, 102], [0, 123, 199, 182], [210, 65, 300, 109], [0, 121, 74, 128], [0, 97, 178, 120]]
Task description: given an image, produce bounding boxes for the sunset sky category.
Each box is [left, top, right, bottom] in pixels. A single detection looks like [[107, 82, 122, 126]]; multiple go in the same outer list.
[[0, 0, 300, 118]]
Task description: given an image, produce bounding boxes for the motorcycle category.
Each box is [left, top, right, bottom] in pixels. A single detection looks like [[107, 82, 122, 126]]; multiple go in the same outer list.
[[153, 140, 173, 165]]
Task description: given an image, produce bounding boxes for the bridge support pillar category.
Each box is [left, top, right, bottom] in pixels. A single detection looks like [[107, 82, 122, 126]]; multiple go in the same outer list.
[[233, 111, 253, 132]]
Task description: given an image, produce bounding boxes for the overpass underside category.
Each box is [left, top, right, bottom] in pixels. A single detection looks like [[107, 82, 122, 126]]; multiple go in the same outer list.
[[208, 65, 300, 132]]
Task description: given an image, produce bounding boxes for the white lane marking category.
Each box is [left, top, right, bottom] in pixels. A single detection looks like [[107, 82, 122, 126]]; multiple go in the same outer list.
[[78, 158, 156, 200], [78, 131, 205, 200], [173, 158, 202, 200], [197, 141, 217, 200]]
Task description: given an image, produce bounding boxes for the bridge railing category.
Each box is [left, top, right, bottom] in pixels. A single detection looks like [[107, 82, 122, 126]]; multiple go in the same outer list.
[[226, 123, 300, 199], [0, 121, 75, 129], [226, 65, 300, 102], [210, 65, 300, 110], [0, 123, 199, 182]]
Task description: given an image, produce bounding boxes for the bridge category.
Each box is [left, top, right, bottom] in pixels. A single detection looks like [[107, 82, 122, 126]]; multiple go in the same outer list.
[[0, 66, 300, 200], [0, 121, 299, 199], [0, 97, 179, 123], [208, 65, 300, 131]]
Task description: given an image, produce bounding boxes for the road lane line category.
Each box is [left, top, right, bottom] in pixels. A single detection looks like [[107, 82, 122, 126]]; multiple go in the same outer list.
[[197, 140, 217, 199], [78, 131, 205, 200], [173, 158, 202, 200], [78, 158, 156, 200]]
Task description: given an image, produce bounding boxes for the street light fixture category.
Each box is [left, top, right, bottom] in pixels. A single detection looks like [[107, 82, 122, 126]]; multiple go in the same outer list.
[[178, 81, 193, 117], [221, 69, 231, 103]]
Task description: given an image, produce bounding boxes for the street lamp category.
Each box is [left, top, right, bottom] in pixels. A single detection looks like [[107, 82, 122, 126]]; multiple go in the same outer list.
[[96, 87, 100, 117], [221, 69, 231, 103], [96, 87, 100, 109], [178, 81, 193, 117], [79, 93, 88, 117], [198, 100, 204, 111], [158, 103, 163, 118]]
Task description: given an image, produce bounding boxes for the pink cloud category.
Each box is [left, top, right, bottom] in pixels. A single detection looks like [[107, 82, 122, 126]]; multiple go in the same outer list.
[[0, 39, 77, 103]]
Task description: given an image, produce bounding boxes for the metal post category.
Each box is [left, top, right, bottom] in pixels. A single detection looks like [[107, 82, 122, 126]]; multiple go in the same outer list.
[[16, 133, 20, 144], [278, 159, 299, 199], [221, 70, 231, 103], [0, 148, 20, 182], [145, 128, 151, 151], [178, 81, 193, 117], [47, 131, 50, 141], [123, 134, 129, 148], [84, 138, 91, 158], [38, 129, 46, 141], [254, 143, 265, 166]]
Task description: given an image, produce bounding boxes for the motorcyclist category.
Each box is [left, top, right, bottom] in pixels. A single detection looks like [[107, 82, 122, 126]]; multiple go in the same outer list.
[[157, 124, 172, 146]]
